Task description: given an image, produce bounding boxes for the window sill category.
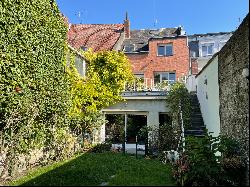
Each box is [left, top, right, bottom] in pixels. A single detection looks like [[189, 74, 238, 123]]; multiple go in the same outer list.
[[157, 55, 173, 57]]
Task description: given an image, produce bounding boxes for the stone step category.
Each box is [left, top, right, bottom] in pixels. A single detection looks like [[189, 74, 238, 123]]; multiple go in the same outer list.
[[191, 118, 204, 122], [188, 125, 206, 130], [191, 113, 202, 116], [191, 121, 204, 126], [190, 112, 203, 119], [185, 134, 205, 138], [185, 129, 205, 135], [190, 99, 198, 102], [191, 103, 200, 107]]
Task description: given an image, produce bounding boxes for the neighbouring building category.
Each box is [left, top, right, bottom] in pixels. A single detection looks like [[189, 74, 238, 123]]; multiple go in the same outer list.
[[186, 32, 233, 92], [66, 20, 125, 52], [121, 19, 189, 89]]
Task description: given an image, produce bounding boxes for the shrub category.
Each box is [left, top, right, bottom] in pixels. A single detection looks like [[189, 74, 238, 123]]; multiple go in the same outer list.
[[172, 132, 222, 186], [89, 142, 112, 153], [171, 133, 248, 186]]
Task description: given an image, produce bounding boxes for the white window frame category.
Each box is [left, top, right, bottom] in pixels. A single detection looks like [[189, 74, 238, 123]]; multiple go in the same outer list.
[[154, 72, 176, 84], [124, 44, 135, 52], [157, 43, 173, 56], [201, 42, 214, 57]]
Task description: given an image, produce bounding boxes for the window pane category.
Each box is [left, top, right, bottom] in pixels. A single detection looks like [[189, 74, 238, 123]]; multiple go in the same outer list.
[[207, 45, 213, 55], [158, 46, 165, 56], [169, 73, 176, 81], [161, 73, 168, 81], [134, 74, 144, 81], [202, 46, 207, 57], [75, 56, 84, 77], [169, 73, 176, 84], [154, 73, 161, 83], [124, 45, 134, 52], [165, 44, 173, 56]]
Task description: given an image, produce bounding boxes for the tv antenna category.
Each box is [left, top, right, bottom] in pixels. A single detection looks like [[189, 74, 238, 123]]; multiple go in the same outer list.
[[75, 10, 87, 24], [153, 0, 158, 28]]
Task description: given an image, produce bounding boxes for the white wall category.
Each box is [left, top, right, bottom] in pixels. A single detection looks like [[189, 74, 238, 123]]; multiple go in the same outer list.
[[186, 75, 197, 92], [196, 55, 220, 137]]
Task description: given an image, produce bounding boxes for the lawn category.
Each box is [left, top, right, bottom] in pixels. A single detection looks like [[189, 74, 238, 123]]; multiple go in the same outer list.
[[8, 152, 176, 186]]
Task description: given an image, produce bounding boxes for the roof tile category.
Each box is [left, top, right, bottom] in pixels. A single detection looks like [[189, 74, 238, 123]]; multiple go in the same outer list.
[[67, 24, 124, 51]]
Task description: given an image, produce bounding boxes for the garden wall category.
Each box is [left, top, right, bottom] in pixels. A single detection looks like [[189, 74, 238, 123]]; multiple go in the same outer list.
[[218, 13, 249, 185]]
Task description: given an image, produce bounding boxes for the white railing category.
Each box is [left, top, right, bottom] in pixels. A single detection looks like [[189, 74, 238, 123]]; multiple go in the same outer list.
[[177, 100, 185, 153], [123, 78, 174, 92]]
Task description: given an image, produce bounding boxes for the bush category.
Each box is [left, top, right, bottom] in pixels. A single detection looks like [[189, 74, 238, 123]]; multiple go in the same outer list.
[[171, 133, 247, 186], [89, 142, 112, 153], [158, 123, 179, 152], [172, 132, 222, 186]]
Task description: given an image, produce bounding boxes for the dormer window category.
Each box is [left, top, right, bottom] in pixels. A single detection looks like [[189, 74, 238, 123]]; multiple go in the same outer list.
[[201, 43, 214, 57], [157, 43, 173, 56], [81, 46, 88, 51], [124, 44, 135, 52]]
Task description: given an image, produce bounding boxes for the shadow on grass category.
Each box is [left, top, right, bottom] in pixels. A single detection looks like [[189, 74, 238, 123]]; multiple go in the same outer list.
[[12, 152, 176, 186]]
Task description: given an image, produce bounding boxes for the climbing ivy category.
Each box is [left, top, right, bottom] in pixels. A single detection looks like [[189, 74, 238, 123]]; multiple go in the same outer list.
[[0, 0, 73, 177], [66, 49, 134, 144]]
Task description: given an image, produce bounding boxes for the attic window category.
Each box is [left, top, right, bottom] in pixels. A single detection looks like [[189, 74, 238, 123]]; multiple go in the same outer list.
[[124, 44, 135, 52], [201, 43, 214, 57], [81, 46, 88, 51], [157, 43, 173, 56]]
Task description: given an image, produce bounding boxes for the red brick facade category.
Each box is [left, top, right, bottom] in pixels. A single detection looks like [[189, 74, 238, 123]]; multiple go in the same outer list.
[[126, 37, 189, 85], [190, 58, 198, 75]]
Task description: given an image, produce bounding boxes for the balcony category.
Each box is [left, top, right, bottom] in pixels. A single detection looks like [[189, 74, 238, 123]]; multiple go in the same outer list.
[[122, 78, 174, 97]]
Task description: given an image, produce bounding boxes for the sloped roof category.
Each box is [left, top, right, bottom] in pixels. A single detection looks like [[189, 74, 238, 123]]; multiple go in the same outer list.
[[121, 28, 178, 52], [188, 31, 233, 39], [67, 24, 124, 52]]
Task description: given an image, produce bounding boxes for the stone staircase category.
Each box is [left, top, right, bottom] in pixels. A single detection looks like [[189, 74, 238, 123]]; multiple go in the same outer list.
[[184, 92, 206, 137]]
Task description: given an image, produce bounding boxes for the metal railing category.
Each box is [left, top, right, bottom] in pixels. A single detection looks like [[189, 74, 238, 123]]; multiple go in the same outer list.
[[123, 78, 174, 92], [177, 100, 185, 153]]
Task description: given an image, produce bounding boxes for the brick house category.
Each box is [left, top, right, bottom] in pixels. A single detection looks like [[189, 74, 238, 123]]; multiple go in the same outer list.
[[121, 15, 189, 89]]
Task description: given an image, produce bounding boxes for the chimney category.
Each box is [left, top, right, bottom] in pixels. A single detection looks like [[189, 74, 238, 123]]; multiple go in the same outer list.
[[124, 11, 130, 38], [177, 25, 186, 36]]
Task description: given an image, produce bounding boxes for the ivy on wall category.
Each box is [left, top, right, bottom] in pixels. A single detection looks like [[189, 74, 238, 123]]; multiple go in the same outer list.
[[66, 48, 134, 143], [0, 0, 72, 170]]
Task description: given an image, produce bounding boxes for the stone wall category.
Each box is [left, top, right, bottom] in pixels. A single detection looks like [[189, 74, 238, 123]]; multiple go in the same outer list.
[[218, 13, 249, 184]]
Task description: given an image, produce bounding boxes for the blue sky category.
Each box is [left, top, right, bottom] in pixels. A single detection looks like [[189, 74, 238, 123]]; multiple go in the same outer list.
[[56, 0, 249, 35]]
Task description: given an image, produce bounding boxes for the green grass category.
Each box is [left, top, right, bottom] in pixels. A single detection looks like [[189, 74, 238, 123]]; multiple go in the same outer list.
[[8, 152, 176, 186]]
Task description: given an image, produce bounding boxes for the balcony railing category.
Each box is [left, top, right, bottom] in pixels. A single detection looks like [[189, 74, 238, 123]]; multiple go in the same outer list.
[[123, 78, 174, 92]]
